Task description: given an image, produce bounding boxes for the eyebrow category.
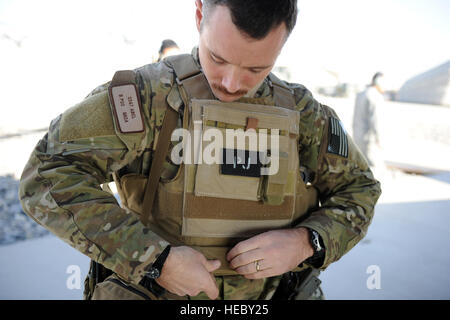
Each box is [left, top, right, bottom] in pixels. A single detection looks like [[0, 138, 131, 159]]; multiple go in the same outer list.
[[210, 50, 273, 71]]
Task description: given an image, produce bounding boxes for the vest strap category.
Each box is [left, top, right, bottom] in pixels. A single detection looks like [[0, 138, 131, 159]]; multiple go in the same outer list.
[[141, 54, 213, 225], [110, 70, 136, 87], [107, 70, 169, 226], [140, 106, 179, 226], [166, 54, 214, 100], [167, 54, 200, 81], [269, 73, 296, 109]]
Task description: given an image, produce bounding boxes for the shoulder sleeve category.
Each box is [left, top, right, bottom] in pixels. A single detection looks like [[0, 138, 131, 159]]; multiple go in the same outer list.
[[291, 87, 382, 269], [18, 73, 171, 285]]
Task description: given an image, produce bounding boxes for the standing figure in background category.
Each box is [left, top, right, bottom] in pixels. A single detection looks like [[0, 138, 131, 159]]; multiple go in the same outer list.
[[352, 72, 385, 167], [157, 39, 180, 62]]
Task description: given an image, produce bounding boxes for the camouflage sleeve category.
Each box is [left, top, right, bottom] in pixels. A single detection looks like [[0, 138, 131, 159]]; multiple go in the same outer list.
[[293, 89, 382, 270], [18, 84, 169, 285]]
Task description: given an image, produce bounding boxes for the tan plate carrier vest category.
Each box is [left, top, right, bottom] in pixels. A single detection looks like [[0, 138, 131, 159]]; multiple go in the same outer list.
[[114, 55, 319, 275]]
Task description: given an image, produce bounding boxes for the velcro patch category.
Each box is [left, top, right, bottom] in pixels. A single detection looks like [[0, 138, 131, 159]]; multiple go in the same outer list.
[[327, 117, 348, 158], [59, 91, 116, 142], [221, 149, 263, 178], [109, 84, 144, 133]]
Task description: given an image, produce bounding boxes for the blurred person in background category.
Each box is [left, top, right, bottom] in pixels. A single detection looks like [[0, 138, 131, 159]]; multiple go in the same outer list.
[[157, 39, 180, 62], [352, 72, 385, 168]]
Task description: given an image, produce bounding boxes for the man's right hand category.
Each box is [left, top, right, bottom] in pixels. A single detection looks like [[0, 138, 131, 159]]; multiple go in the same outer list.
[[155, 246, 221, 299]]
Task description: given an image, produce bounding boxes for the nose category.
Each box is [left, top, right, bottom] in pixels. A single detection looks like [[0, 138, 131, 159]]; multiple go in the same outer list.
[[221, 66, 241, 94]]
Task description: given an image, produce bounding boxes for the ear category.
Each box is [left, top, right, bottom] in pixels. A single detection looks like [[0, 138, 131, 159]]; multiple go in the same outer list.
[[195, 0, 203, 32]]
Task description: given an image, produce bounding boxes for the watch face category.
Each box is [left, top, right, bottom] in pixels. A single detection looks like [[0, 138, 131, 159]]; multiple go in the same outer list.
[[147, 267, 160, 279]]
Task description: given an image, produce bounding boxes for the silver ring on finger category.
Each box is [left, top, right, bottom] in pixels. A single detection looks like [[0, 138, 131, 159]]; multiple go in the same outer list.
[[254, 259, 262, 272]]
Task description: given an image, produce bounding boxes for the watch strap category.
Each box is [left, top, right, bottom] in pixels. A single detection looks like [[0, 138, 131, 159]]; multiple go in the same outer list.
[[152, 245, 171, 274], [140, 245, 171, 281], [305, 229, 325, 267]]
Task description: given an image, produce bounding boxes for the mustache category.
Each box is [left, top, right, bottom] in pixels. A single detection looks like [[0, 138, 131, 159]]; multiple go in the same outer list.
[[211, 83, 248, 97]]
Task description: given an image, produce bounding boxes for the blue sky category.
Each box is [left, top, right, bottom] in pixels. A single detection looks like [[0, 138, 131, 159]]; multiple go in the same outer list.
[[0, 0, 449, 89]]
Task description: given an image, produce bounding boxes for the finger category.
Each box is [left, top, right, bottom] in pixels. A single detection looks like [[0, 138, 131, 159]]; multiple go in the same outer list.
[[229, 248, 263, 269], [205, 259, 221, 273], [244, 268, 275, 280], [226, 238, 260, 261], [203, 273, 220, 300], [235, 259, 270, 275]]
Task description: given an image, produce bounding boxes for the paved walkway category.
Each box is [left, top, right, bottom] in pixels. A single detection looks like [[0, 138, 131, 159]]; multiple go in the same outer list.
[[320, 169, 450, 299]]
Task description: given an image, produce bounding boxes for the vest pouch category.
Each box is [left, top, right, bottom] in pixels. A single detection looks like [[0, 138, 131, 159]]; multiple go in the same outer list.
[[264, 155, 289, 205], [91, 274, 157, 300], [194, 143, 265, 202], [115, 167, 187, 242], [181, 100, 299, 241], [115, 173, 148, 217], [191, 100, 293, 201]]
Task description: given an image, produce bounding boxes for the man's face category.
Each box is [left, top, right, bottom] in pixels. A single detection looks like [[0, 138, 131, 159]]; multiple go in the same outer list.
[[375, 76, 385, 94], [196, 4, 288, 102], [161, 47, 180, 59]]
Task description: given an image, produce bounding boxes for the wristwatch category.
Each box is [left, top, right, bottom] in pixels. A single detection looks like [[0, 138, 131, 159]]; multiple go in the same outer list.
[[305, 229, 325, 267], [309, 229, 323, 253], [142, 245, 171, 280]]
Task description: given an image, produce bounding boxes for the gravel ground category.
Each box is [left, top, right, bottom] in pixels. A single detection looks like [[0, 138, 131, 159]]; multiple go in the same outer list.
[[0, 174, 50, 245]]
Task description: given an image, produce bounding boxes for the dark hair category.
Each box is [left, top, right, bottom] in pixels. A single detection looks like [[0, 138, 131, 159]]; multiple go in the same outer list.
[[371, 72, 384, 86], [159, 39, 179, 54], [203, 0, 298, 39]]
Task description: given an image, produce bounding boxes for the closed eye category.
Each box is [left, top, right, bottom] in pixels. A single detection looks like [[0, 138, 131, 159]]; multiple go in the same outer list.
[[210, 52, 225, 65], [247, 67, 266, 74]]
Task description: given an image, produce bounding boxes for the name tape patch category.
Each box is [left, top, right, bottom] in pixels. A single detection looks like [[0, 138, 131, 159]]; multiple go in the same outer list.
[[327, 117, 348, 158], [110, 84, 144, 133], [221, 149, 263, 178]]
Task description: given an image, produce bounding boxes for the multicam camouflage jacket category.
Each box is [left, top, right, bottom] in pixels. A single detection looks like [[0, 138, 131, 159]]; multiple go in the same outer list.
[[19, 48, 381, 288]]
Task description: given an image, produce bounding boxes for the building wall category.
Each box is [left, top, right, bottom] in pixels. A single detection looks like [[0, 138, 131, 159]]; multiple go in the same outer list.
[[397, 61, 450, 106]]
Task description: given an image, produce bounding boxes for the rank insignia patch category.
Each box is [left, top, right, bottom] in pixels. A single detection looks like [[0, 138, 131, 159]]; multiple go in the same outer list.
[[327, 117, 348, 158]]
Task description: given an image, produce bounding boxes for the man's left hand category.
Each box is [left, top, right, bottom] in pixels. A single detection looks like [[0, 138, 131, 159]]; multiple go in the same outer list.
[[226, 227, 314, 279]]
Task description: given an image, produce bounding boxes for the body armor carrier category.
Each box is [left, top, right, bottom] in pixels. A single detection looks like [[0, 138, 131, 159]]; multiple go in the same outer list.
[[113, 54, 318, 275]]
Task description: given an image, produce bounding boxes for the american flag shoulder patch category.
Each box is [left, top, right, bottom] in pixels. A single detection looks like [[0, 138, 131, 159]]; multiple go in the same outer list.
[[327, 117, 348, 158]]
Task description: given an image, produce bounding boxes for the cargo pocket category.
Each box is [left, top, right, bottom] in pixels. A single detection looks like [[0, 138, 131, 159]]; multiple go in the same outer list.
[[190, 100, 292, 202], [91, 274, 156, 300], [194, 147, 264, 201]]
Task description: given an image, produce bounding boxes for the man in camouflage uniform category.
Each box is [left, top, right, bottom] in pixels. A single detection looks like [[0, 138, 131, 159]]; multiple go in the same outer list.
[[19, 0, 381, 300]]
